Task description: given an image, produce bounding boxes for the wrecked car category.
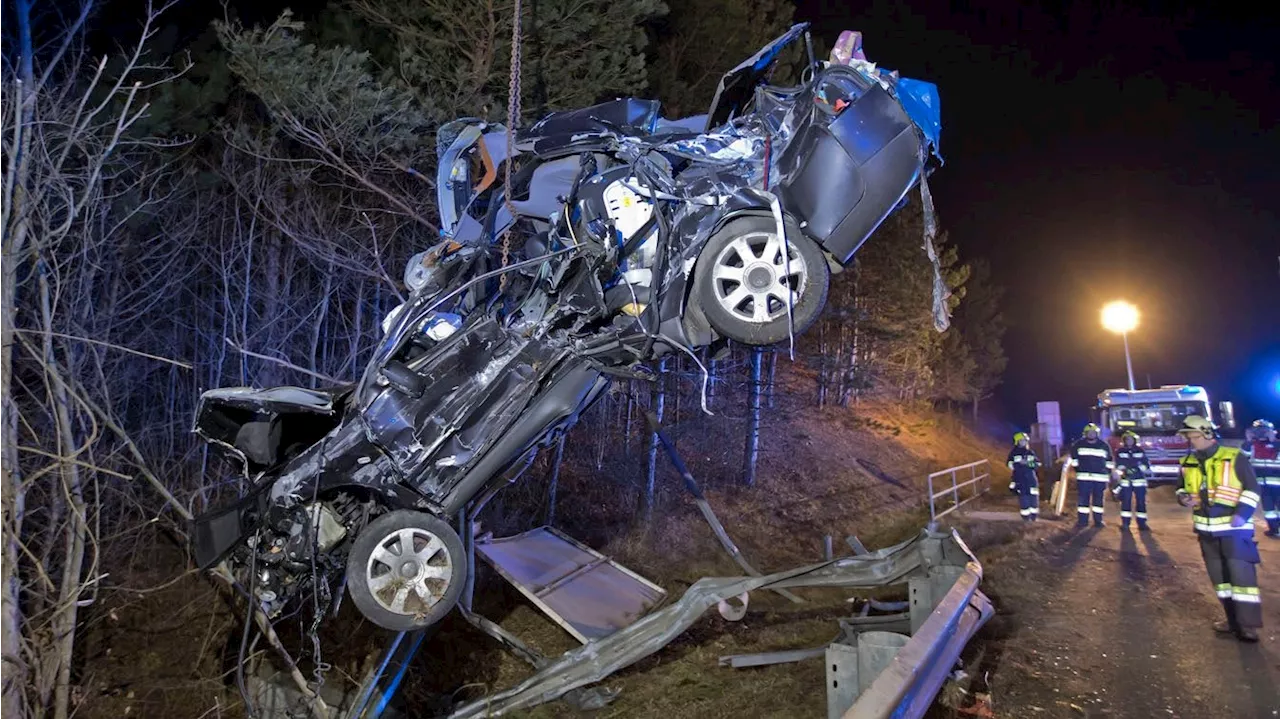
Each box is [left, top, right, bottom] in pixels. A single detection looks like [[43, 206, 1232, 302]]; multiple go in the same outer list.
[[190, 23, 944, 632]]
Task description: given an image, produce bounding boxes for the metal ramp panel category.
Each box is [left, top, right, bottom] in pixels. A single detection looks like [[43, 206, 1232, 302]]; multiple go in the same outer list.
[[475, 526, 667, 643]]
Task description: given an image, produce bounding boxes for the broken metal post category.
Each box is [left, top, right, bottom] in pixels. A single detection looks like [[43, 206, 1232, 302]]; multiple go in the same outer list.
[[846, 535, 870, 555], [641, 409, 803, 604], [823, 535, 834, 561], [344, 630, 428, 719]]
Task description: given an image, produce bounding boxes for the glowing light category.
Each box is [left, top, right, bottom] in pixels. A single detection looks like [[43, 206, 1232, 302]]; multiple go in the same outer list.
[[1101, 300, 1139, 335]]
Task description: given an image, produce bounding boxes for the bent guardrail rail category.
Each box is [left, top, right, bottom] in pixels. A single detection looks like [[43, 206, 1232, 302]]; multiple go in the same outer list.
[[842, 547, 994, 719], [926, 459, 991, 526]]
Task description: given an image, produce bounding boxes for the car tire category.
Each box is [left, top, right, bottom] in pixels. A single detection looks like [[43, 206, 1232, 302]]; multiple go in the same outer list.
[[693, 215, 830, 346], [346, 510, 466, 632]]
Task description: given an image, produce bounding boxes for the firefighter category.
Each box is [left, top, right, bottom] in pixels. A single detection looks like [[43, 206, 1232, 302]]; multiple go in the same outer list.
[[1007, 432, 1041, 521], [1070, 423, 1114, 527], [1175, 415, 1263, 642], [1112, 430, 1152, 531], [1242, 419, 1280, 538]]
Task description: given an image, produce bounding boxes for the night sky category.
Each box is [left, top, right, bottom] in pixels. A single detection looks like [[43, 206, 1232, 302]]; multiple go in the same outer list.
[[795, 0, 1280, 432], [73, 0, 1280, 432]]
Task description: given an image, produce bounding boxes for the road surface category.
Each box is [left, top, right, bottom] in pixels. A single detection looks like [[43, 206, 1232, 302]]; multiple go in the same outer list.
[[961, 485, 1280, 719]]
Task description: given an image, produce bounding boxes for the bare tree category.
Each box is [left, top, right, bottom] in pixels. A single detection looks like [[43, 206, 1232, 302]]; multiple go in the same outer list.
[[1, 3, 189, 716]]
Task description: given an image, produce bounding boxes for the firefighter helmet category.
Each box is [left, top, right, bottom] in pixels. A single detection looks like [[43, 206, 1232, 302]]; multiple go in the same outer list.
[[1176, 415, 1218, 438], [1082, 423, 1100, 437], [1013, 432, 1029, 444], [1252, 419, 1275, 432], [1121, 430, 1139, 445]]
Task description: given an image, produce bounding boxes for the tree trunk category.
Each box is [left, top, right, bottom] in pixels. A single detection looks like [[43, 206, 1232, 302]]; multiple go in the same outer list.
[[672, 356, 681, 453], [644, 358, 667, 520], [34, 271, 89, 719], [703, 347, 715, 408], [546, 433, 566, 526], [623, 384, 634, 458], [594, 394, 606, 470], [817, 322, 827, 406], [766, 350, 777, 409], [2, 8, 36, 711], [309, 265, 334, 386], [743, 348, 763, 487]]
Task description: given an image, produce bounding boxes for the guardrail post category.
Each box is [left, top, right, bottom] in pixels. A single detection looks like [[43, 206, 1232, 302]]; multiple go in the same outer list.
[[927, 475, 937, 531]]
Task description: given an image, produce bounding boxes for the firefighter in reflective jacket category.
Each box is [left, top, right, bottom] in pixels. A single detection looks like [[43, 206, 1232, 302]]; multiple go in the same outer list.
[[1175, 415, 1263, 642], [1112, 430, 1152, 531], [1070, 423, 1114, 527], [1007, 432, 1041, 521], [1242, 419, 1280, 538]]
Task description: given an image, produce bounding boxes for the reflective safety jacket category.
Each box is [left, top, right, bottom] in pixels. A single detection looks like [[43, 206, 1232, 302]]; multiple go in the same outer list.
[[1115, 444, 1151, 486], [1242, 439, 1280, 486], [1007, 446, 1040, 487], [1070, 438, 1114, 483], [1180, 444, 1262, 537]]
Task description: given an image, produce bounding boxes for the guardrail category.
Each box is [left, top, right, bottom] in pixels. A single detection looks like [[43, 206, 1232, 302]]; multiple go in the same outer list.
[[926, 459, 991, 525], [843, 557, 994, 719]]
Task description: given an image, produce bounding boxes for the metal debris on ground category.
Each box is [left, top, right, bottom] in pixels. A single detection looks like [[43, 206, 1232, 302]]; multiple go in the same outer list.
[[447, 529, 986, 718]]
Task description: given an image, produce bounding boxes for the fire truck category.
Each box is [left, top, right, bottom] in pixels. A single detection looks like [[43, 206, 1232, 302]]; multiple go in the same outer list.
[[1092, 385, 1238, 485]]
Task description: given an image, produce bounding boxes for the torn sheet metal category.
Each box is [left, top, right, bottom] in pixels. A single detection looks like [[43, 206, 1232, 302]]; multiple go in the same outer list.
[[474, 527, 667, 643], [448, 530, 973, 718]]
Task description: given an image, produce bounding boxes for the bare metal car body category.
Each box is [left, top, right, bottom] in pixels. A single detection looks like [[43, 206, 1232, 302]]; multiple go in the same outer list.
[[191, 24, 943, 631]]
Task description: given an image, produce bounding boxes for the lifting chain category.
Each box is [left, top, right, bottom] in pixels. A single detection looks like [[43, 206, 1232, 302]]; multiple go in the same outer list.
[[499, 0, 523, 290]]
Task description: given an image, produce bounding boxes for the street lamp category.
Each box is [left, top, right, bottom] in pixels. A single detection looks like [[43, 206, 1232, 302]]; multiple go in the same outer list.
[[1101, 300, 1139, 391]]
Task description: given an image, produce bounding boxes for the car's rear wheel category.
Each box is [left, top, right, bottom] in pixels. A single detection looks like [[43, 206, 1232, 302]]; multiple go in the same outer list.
[[347, 510, 465, 631], [693, 216, 830, 346]]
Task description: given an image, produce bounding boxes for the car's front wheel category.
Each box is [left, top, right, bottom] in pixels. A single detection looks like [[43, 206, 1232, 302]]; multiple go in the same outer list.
[[346, 510, 466, 631], [693, 216, 830, 346]]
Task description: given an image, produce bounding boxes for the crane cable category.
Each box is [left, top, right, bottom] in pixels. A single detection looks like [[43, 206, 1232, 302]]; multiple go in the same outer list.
[[499, 0, 523, 290]]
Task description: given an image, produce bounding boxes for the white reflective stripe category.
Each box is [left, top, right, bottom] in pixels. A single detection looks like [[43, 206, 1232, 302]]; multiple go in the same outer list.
[[1020, 508, 1033, 515], [1070, 458, 1080, 467], [1120, 511, 1133, 518], [1078, 507, 1090, 514], [1136, 513, 1148, 519], [1029, 488, 1040, 495], [1264, 511, 1280, 519], [1092, 507, 1105, 514], [1240, 492, 1260, 508], [1264, 478, 1280, 486], [1193, 522, 1253, 533], [1078, 447, 1109, 458], [1216, 588, 1233, 598], [1078, 474, 1110, 482], [1233, 593, 1262, 604]]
